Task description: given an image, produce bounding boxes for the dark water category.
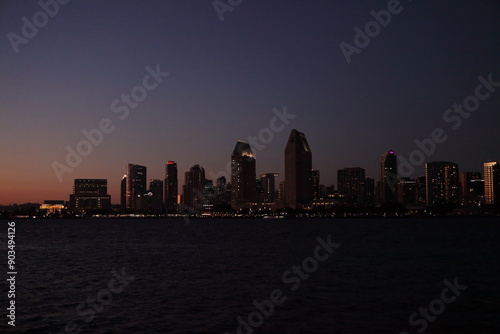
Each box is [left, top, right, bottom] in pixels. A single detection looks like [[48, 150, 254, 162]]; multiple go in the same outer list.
[[1, 218, 500, 334]]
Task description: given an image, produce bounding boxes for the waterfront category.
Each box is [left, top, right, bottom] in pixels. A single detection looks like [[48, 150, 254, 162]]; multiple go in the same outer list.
[[1, 218, 499, 333]]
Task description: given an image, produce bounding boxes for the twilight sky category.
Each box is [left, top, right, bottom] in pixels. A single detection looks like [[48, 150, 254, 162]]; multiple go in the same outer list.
[[1, 0, 499, 204]]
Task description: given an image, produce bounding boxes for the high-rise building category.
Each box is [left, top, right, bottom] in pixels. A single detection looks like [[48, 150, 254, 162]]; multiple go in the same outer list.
[[425, 161, 459, 207], [126, 164, 147, 210], [415, 175, 427, 205], [311, 170, 320, 200], [378, 150, 398, 205], [285, 129, 313, 209], [203, 179, 216, 210], [484, 161, 500, 205], [120, 175, 127, 210], [164, 161, 178, 213], [69, 179, 111, 211], [364, 177, 375, 206], [216, 176, 227, 194], [183, 164, 205, 211], [231, 140, 257, 210], [148, 179, 164, 213], [461, 172, 483, 205], [397, 178, 416, 206], [260, 173, 279, 203], [337, 167, 365, 205], [277, 180, 285, 207]]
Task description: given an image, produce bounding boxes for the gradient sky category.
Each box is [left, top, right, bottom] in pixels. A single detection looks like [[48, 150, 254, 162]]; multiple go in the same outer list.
[[1, 0, 499, 204]]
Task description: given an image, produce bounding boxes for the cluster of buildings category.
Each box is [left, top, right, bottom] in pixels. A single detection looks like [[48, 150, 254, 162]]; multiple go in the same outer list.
[[38, 129, 499, 216]]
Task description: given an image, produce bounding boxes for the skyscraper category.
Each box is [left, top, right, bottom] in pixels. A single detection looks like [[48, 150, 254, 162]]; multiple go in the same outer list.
[[148, 179, 164, 213], [120, 174, 126, 210], [183, 164, 205, 211], [165, 161, 178, 213], [337, 167, 366, 205], [231, 140, 257, 210], [311, 170, 320, 200], [425, 161, 459, 207], [397, 178, 417, 206], [378, 150, 398, 205], [260, 173, 279, 203], [69, 179, 111, 211], [484, 161, 500, 205], [126, 163, 147, 210], [285, 129, 312, 209], [462, 172, 483, 205], [415, 175, 427, 205], [364, 177, 375, 207]]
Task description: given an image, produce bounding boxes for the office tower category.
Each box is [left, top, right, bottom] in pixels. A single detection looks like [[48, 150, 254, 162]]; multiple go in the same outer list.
[[484, 161, 500, 205], [231, 140, 257, 210], [260, 173, 279, 203], [183, 164, 205, 211], [216, 176, 227, 194], [284, 129, 313, 209], [69, 179, 111, 211], [120, 175, 126, 210], [378, 150, 398, 205], [213, 176, 231, 209], [277, 180, 285, 207], [164, 161, 178, 213], [337, 167, 366, 205], [462, 172, 484, 205], [364, 177, 375, 206], [415, 175, 427, 205], [203, 179, 215, 210], [126, 164, 147, 210], [397, 178, 417, 205], [425, 161, 459, 207], [148, 179, 164, 213], [311, 170, 320, 200]]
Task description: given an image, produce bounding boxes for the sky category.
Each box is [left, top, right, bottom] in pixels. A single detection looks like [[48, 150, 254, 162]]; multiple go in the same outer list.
[[1, 0, 499, 204]]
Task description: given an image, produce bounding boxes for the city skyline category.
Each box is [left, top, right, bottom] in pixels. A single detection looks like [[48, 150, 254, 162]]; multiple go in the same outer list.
[[1, 126, 500, 205], [1, 1, 500, 204], [9, 127, 499, 208]]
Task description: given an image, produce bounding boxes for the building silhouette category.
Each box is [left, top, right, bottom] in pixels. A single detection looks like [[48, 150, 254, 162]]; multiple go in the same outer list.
[[69, 179, 111, 211], [164, 161, 178, 213], [461, 172, 483, 205], [415, 175, 427, 205], [337, 167, 365, 205], [120, 175, 127, 210], [148, 179, 164, 213], [183, 164, 205, 212], [311, 170, 320, 200], [231, 140, 257, 210], [285, 129, 313, 209], [260, 173, 279, 203], [126, 164, 147, 210], [378, 150, 398, 205], [397, 178, 417, 206], [425, 161, 459, 207], [364, 177, 375, 207]]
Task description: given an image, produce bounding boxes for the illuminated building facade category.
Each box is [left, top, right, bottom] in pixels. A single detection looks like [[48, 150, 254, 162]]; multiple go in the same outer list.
[[69, 179, 111, 211], [484, 161, 500, 205], [126, 164, 147, 210], [425, 161, 459, 207]]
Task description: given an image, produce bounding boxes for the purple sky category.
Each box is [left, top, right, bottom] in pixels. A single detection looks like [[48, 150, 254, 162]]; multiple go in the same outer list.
[[1, 0, 499, 204]]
